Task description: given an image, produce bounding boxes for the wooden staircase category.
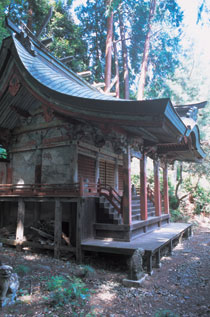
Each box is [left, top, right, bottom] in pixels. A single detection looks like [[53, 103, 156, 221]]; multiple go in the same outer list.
[[94, 193, 169, 242], [96, 196, 123, 225], [132, 195, 156, 222]]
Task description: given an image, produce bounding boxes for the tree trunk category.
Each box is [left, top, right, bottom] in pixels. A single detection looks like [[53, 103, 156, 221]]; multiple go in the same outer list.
[[113, 40, 120, 98], [105, 1, 113, 92], [119, 8, 129, 99], [137, 0, 156, 100], [27, 1, 33, 31]]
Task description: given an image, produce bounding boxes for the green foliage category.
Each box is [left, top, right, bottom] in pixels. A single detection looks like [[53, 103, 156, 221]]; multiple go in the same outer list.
[[0, 0, 88, 73], [0, 0, 10, 45], [155, 309, 179, 317], [76, 0, 107, 82], [168, 179, 179, 210], [129, 0, 183, 99], [184, 178, 210, 215], [131, 174, 140, 186], [14, 264, 31, 275], [45, 275, 90, 308], [0, 147, 7, 160], [47, 1, 88, 73]]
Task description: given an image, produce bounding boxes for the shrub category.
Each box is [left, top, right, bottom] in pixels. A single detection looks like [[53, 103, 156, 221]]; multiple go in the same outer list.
[[45, 275, 90, 308], [184, 178, 210, 215], [14, 264, 31, 275], [155, 309, 179, 317]]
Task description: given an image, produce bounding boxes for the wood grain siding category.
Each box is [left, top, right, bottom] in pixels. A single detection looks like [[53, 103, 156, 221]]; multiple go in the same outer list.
[[99, 160, 115, 188], [78, 154, 95, 183]]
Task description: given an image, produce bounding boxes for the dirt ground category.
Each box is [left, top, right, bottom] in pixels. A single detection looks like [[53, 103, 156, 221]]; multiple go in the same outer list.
[[0, 215, 210, 317]]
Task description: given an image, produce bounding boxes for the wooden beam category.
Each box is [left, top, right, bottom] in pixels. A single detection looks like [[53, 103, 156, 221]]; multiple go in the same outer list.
[[36, 7, 53, 38], [54, 199, 62, 259], [122, 146, 132, 225], [16, 198, 25, 243], [59, 56, 73, 63], [163, 161, 169, 214], [153, 159, 162, 217], [92, 82, 105, 88], [76, 198, 84, 263], [77, 71, 92, 78], [140, 153, 148, 220], [41, 38, 53, 46]]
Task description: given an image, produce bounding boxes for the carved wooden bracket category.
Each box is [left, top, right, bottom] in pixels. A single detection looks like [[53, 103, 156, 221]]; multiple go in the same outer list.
[[9, 74, 21, 97], [15, 31, 37, 57], [0, 128, 11, 149], [42, 104, 54, 122]]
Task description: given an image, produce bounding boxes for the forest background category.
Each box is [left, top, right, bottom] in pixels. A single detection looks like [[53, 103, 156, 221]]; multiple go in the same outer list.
[[0, 0, 209, 219]]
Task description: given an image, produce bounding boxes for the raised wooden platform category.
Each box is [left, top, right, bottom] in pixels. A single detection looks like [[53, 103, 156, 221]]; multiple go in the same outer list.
[[82, 222, 192, 274]]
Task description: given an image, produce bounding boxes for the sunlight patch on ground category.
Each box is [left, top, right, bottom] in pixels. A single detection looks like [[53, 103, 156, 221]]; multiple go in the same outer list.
[[97, 291, 116, 301], [96, 281, 119, 302], [18, 295, 33, 304], [22, 254, 42, 261]]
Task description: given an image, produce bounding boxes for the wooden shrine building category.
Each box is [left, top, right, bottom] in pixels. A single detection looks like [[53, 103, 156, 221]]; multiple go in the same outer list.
[[0, 19, 206, 275]]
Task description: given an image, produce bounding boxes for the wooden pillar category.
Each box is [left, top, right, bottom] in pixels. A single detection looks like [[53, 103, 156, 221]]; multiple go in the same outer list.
[[6, 153, 13, 184], [35, 149, 42, 184], [95, 153, 100, 184], [0, 202, 4, 227], [122, 146, 132, 225], [76, 198, 84, 263], [114, 158, 119, 191], [34, 202, 41, 224], [163, 160, 169, 214], [16, 198, 25, 242], [54, 199, 62, 259], [140, 153, 148, 220], [79, 177, 84, 196], [153, 159, 161, 217]]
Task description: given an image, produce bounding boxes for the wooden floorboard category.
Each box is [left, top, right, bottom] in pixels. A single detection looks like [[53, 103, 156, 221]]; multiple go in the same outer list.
[[81, 222, 191, 255]]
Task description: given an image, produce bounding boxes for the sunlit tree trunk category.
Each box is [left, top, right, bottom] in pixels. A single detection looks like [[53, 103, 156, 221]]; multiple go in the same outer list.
[[105, 0, 113, 92], [119, 7, 129, 99], [27, 1, 33, 30], [113, 40, 120, 98], [137, 0, 156, 100]]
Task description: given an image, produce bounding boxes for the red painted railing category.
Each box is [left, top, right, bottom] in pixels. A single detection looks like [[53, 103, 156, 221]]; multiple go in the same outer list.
[[134, 185, 155, 205], [0, 180, 99, 198], [0, 183, 80, 197], [147, 185, 155, 204], [97, 181, 122, 215]]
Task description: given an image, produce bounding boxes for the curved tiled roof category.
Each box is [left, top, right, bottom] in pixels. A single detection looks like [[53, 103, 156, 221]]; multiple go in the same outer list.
[[0, 18, 206, 162]]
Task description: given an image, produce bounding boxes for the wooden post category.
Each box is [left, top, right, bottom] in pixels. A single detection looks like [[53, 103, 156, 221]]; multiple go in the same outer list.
[[114, 158, 119, 191], [79, 177, 84, 196], [163, 160, 169, 214], [54, 199, 62, 259], [0, 202, 4, 227], [122, 146, 132, 225], [16, 198, 25, 243], [140, 154, 148, 220], [153, 159, 161, 217], [76, 198, 84, 263], [34, 202, 40, 224]]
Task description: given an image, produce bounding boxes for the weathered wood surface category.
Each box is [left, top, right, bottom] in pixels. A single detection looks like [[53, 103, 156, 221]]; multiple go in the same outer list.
[[0, 238, 76, 252], [54, 199, 62, 258], [81, 223, 192, 255]]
